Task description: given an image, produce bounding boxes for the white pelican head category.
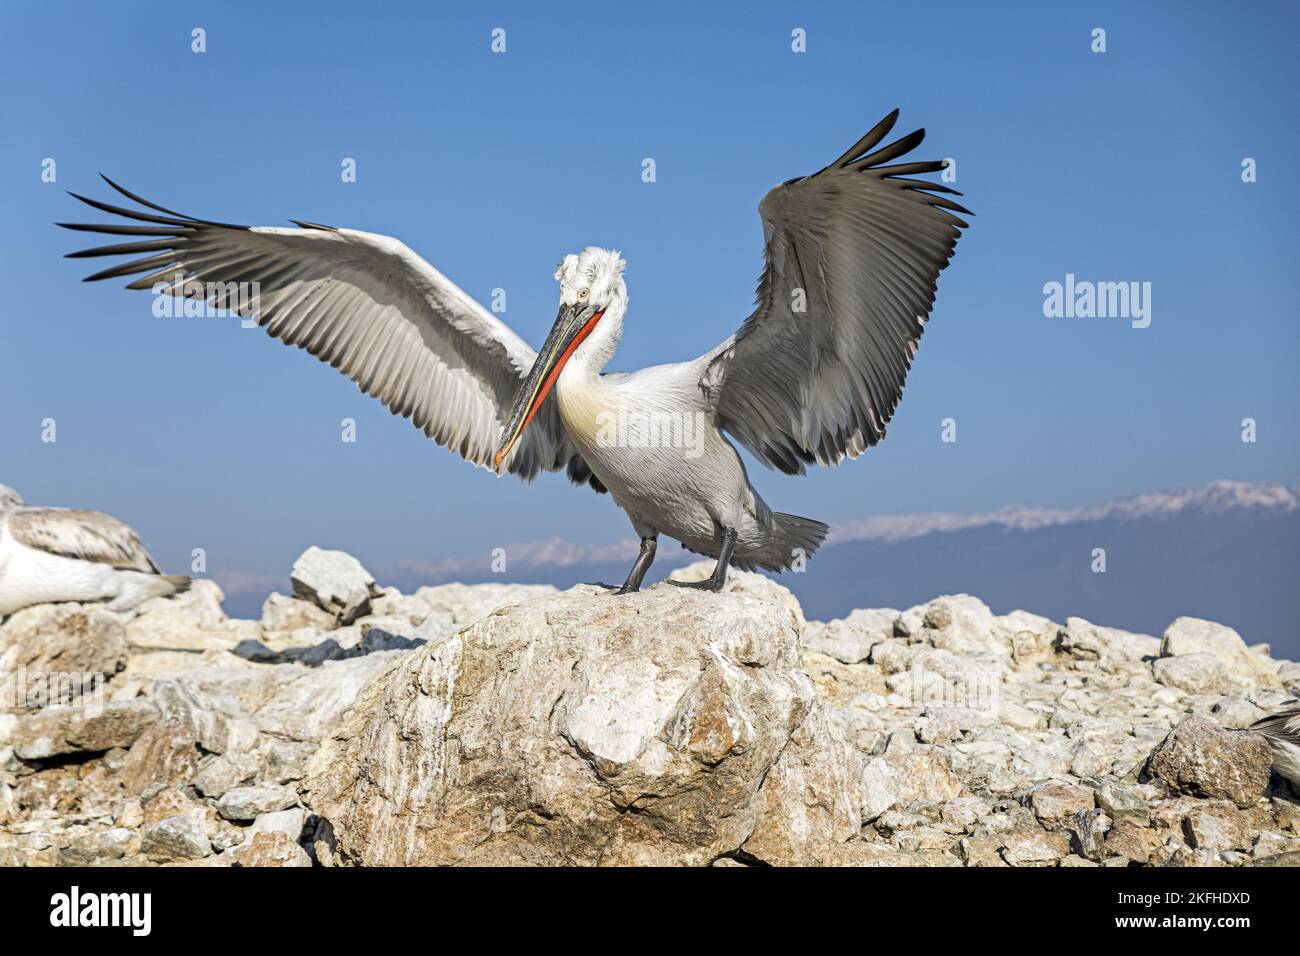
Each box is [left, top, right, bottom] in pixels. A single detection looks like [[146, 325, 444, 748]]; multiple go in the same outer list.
[[495, 248, 628, 471], [0, 485, 23, 511]]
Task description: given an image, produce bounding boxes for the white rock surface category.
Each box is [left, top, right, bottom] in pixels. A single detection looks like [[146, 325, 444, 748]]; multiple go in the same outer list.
[[0, 546, 1295, 869], [304, 576, 850, 866], [1160, 617, 1282, 691], [290, 547, 380, 625]]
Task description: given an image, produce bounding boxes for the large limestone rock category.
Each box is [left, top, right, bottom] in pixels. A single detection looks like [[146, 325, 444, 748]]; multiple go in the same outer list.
[[304, 580, 857, 866]]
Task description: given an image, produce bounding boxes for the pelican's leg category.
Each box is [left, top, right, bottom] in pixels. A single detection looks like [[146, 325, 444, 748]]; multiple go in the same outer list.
[[670, 527, 737, 592], [614, 535, 658, 594]]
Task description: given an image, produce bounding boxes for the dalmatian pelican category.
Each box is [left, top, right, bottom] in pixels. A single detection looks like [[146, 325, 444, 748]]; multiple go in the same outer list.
[[59, 109, 969, 593], [0, 484, 191, 616]]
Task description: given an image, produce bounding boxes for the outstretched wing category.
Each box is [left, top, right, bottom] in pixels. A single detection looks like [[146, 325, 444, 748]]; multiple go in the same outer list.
[[9, 508, 159, 573], [59, 178, 601, 488], [1252, 706, 1300, 746], [698, 110, 970, 474]]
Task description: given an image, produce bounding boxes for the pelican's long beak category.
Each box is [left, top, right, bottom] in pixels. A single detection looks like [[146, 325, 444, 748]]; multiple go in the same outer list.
[[495, 302, 604, 473]]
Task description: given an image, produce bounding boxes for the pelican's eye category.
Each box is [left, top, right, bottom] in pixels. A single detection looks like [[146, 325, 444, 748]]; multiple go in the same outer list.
[[578, 288, 589, 300]]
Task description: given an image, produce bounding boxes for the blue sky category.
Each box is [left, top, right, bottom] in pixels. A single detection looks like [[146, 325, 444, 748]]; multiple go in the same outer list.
[[1, 0, 1297, 590]]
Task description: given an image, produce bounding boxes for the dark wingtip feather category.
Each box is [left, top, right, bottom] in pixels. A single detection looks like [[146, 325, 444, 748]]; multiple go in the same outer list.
[[849, 128, 927, 170], [831, 109, 903, 168]]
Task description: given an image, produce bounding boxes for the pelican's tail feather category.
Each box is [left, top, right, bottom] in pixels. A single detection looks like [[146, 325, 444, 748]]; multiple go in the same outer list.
[[733, 512, 829, 573], [162, 574, 193, 595]]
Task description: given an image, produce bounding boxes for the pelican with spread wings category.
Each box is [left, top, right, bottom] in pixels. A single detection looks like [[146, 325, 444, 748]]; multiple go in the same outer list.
[[60, 110, 969, 593]]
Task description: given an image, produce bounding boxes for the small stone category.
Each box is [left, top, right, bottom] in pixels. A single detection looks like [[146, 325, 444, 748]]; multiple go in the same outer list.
[[58, 828, 136, 866], [217, 785, 297, 822], [141, 814, 212, 862], [151, 680, 259, 756], [1105, 822, 1158, 864], [803, 608, 896, 665], [1183, 805, 1255, 852], [1001, 831, 1070, 867], [247, 808, 307, 843], [957, 835, 1008, 867], [115, 798, 144, 829], [12, 699, 159, 760], [1254, 851, 1300, 867], [1061, 808, 1112, 861], [120, 721, 200, 796], [262, 741, 317, 784], [231, 830, 312, 868], [940, 796, 989, 833], [1027, 782, 1095, 824], [1095, 782, 1151, 827], [193, 752, 259, 798], [1253, 830, 1300, 859], [859, 750, 963, 822]]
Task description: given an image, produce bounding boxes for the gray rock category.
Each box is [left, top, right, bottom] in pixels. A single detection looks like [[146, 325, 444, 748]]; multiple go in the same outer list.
[[192, 751, 259, 798], [1095, 781, 1151, 826], [1061, 808, 1112, 861], [229, 830, 312, 867], [249, 807, 307, 842], [58, 827, 135, 865], [290, 546, 380, 626], [859, 749, 963, 822], [141, 813, 212, 862], [216, 785, 298, 822], [12, 699, 159, 760], [1026, 782, 1095, 824], [916, 595, 1012, 657], [254, 652, 405, 743], [1001, 831, 1070, 867]]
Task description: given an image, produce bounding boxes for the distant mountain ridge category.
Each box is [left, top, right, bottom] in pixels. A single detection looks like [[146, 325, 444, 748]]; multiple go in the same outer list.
[[828, 480, 1300, 544]]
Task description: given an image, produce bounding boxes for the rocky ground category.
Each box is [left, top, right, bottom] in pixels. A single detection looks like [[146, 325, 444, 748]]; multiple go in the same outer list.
[[0, 547, 1296, 867]]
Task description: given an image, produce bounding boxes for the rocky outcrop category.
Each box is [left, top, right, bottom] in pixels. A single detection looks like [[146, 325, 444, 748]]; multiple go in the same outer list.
[[1, 549, 1297, 867], [302, 584, 854, 866]]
